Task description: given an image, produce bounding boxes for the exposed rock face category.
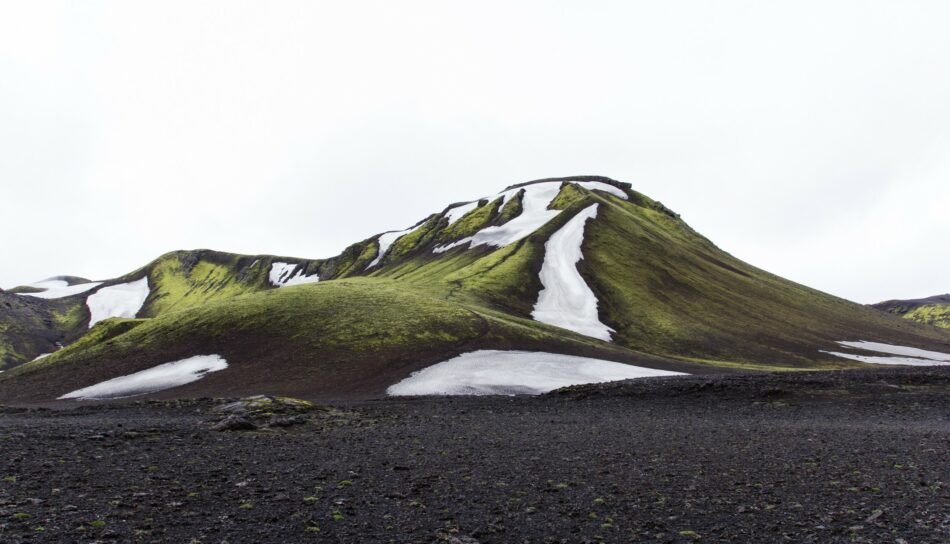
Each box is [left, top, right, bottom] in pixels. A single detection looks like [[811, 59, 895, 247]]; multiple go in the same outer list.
[[0, 292, 64, 369]]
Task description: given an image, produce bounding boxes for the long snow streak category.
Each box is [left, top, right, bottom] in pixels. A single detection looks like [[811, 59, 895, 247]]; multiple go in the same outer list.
[[59, 354, 228, 400], [387, 350, 684, 396], [823, 340, 950, 366], [366, 222, 425, 270], [86, 277, 150, 328], [531, 204, 614, 341]]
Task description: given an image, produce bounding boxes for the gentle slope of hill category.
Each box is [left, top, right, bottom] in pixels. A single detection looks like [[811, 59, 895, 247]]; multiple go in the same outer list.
[[1, 176, 948, 402]]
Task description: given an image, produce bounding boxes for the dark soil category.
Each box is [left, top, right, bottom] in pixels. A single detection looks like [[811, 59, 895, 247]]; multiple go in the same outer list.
[[0, 367, 947, 543]]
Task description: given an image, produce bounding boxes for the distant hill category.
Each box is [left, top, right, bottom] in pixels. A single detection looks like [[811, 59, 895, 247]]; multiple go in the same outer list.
[[872, 294, 950, 329]]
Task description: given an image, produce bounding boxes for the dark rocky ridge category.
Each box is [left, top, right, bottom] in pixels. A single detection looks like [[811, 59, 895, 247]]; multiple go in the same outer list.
[[873, 294, 950, 312]]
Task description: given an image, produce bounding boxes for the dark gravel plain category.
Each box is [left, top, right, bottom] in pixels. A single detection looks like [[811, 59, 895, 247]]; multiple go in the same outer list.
[[0, 367, 947, 543]]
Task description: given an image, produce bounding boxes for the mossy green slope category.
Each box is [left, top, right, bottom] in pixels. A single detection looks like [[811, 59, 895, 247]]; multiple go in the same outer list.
[[577, 194, 950, 367], [0, 279, 699, 403], [363, 179, 950, 369], [904, 305, 950, 329]]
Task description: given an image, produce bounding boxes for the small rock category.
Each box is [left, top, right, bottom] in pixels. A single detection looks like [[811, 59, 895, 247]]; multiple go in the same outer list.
[[268, 415, 306, 428], [212, 416, 257, 432]]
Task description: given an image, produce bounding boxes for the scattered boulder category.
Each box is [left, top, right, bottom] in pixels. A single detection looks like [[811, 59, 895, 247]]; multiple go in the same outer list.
[[210, 395, 327, 431], [212, 415, 257, 432], [267, 415, 307, 428]]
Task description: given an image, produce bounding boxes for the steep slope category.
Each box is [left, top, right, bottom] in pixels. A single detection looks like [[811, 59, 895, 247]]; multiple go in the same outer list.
[[361, 177, 950, 368], [872, 294, 950, 329], [2, 176, 948, 402]]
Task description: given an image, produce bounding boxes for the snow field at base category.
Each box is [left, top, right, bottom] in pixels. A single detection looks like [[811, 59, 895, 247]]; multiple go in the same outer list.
[[387, 350, 685, 396], [823, 340, 950, 366], [532, 204, 614, 341], [58, 354, 229, 400], [269, 262, 319, 287], [86, 277, 150, 328]]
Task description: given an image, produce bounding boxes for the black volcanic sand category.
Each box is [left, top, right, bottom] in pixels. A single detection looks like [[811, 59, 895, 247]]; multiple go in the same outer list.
[[0, 368, 947, 543]]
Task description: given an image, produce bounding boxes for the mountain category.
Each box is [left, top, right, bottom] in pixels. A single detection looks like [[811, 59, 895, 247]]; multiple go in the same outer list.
[[2, 176, 948, 403], [872, 294, 950, 329]]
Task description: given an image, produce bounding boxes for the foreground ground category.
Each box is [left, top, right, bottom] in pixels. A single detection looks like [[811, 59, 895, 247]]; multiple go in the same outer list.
[[0, 368, 947, 543]]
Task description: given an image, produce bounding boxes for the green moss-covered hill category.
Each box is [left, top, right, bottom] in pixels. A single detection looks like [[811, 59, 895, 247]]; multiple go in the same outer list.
[[872, 295, 950, 329], [1, 176, 948, 402]]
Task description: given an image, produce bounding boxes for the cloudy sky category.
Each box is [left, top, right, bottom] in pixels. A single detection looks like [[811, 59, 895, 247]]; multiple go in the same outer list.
[[1, 1, 948, 303]]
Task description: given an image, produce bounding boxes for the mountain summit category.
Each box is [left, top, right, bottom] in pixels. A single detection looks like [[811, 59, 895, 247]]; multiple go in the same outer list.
[[2, 177, 948, 402]]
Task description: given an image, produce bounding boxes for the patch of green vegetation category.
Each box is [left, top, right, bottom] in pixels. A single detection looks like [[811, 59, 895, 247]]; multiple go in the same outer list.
[[437, 198, 502, 242], [549, 182, 586, 210], [678, 357, 848, 372], [904, 304, 950, 329], [387, 216, 441, 260], [145, 254, 262, 316], [7, 286, 43, 294], [497, 189, 524, 223], [331, 239, 380, 278], [52, 302, 88, 332]]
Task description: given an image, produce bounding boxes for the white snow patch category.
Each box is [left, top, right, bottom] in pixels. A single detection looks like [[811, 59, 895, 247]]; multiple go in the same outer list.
[[269, 262, 297, 285], [18, 279, 103, 299], [836, 341, 950, 362], [58, 355, 228, 400], [532, 204, 614, 341], [387, 350, 685, 396], [86, 277, 150, 328], [269, 262, 319, 287], [32, 353, 53, 362], [443, 201, 480, 225], [434, 182, 563, 253], [822, 352, 949, 367], [366, 222, 425, 269], [822, 340, 950, 366]]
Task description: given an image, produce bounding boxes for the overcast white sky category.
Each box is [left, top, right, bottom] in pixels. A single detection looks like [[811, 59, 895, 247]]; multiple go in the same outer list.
[[1, 1, 948, 303]]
